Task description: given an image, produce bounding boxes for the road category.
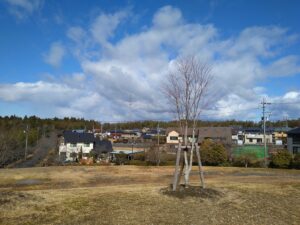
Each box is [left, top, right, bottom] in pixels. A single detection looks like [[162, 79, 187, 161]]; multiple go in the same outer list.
[[14, 132, 57, 168]]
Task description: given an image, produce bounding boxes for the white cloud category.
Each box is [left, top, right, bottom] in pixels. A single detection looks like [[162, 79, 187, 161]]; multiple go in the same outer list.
[[4, 0, 43, 19], [1, 6, 300, 121], [43, 42, 66, 67], [265, 56, 300, 77], [152, 5, 183, 28], [90, 10, 128, 46]]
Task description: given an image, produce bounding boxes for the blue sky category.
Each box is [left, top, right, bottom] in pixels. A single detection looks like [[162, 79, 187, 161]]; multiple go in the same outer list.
[[0, 0, 299, 122]]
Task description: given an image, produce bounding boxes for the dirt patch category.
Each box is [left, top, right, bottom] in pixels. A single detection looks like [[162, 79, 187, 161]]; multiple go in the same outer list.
[[161, 185, 223, 199], [0, 191, 43, 206]]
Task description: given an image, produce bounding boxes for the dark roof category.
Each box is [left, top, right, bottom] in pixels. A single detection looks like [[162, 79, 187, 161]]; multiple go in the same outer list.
[[93, 139, 113, 153], [287, 127, 300, 135], [63, 131, 94, 143]]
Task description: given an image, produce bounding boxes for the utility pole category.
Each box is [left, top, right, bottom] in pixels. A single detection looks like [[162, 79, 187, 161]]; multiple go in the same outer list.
[[24, 124, 29, 160], [261, 98, 271, 167], [157, 123, 160, 166], [36, 127, 39, 145], [284, 116, 288, 128]]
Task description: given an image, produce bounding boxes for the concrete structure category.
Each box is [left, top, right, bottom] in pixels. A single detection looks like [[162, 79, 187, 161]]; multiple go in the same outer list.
[[287, 127, 300, 154]]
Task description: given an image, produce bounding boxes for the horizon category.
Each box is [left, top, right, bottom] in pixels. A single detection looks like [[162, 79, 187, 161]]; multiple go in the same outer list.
[[0, 0, 299, 121]]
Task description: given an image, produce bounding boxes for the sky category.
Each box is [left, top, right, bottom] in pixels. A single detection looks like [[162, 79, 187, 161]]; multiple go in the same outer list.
[[0, 0, 300, 122]]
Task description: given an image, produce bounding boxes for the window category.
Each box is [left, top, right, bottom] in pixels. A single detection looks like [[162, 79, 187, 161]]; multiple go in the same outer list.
[[84, 143, 90, 147], [293, 147, 300, 154], [293, 137, 300, 145], [170, 136, 178, 140], [70, 143, 76, 147], [249, 138, 253, 143], [70, 152, 77, 158], [257, 138, 262, 143]]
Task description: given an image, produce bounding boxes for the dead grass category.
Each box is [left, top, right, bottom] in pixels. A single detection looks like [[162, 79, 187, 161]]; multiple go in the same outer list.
[[0, 166, 300, 225]]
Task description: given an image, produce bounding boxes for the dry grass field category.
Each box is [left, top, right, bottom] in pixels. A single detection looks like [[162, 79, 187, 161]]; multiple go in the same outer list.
[[0, 165, 300, 225]]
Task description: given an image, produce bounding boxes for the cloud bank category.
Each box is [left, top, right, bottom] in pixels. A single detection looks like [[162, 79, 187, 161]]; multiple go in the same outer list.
[[0, 5, 299, 121]]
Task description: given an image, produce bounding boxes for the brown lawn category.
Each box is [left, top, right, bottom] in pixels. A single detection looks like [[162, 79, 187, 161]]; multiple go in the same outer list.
[[0, 166, 299, 225]]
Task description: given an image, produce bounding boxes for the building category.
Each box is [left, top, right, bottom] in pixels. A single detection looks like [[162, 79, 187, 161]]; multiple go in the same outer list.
[[59, 130, 113, 162], [59, 130, 95, 161], [166, 130, 181, 144], [287, 127, 300, 154], [198, 127, 232, 145], [166, 127, 232, 145], [272, 127, 291, 145], [244, 133, 273, 145]]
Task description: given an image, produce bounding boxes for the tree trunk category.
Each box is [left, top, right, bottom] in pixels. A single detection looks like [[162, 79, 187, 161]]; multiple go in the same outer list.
[[196, 145, 205, 189], [183, 150, 189, 187], [172, 143, 181, 191]]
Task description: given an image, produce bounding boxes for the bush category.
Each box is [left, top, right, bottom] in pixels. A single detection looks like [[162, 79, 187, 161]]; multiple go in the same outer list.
[[270, 150, 293, 168], [233, 152, 258, 168], [200, 139, 228, 166], [115, 152, 128, 165], [133, 152, 145, 161], [292, 153, 300, 169]]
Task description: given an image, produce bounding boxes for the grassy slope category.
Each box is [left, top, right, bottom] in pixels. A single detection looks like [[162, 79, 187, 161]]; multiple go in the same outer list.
[[0, 166, 300, 225]]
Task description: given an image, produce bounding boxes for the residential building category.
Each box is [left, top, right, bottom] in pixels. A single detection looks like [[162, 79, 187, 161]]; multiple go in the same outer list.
[[287, 127, 300, 154], [59, 130, 94, 161], [272, 127, 291, 145], [59, 130, 113, 162], [244, 133, 272, 145], [165, 127, 232, 145]]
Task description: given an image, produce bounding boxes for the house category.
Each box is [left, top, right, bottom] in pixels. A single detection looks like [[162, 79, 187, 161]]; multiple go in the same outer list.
[[165, 127, 232, 145], [243, 128, 272, 145], [59, 130, 113, 162], [232, 128, 244, 145], [91, 139, 113, 161], [166, 130, 181, 144], [59, 130, 95, 161], [272, 127, 291, 145], [287, 127, 300, 154], [198, 127, 232, 145]]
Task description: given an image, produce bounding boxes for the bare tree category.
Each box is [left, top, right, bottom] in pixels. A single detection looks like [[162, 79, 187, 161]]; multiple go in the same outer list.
[[164, 56, 212, 190]]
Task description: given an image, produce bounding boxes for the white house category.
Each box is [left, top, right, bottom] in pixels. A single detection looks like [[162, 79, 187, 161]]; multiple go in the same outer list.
[[166, 130, 182, 144], [244, 133, 272, 145], [59, 131, 95, 161]]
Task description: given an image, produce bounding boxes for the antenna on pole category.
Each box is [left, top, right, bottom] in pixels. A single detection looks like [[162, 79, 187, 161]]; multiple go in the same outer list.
[[261, 97, 271, 167]]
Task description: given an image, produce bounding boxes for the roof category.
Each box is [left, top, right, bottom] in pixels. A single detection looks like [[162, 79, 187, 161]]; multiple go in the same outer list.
[[166, 127, 196, 136], [287, 127, 300, 135], [63, 130, 95, 143], [166, 127, 232, 137], [93, 139, 113, 153]]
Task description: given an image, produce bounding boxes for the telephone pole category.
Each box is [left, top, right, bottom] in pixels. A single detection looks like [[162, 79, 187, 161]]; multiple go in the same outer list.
[[24, 124, 29, 160], [261, 98, 271, 167], [157, 123, 160, 166]]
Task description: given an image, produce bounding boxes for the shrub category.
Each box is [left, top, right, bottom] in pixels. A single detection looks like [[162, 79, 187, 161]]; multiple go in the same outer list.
[[200, 139, 228, 166], [133, 152, 145, 161], [233, 152, 258, 168], [270, 150, 292, 168], [292, 153, 300, 169], [115, 152, 128, 165]]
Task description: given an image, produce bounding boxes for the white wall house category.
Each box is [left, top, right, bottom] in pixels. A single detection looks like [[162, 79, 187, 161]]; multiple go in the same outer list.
[[244, 133, 272, 145], [59, 131, 95, 162], [166, 130, 182, 144]]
